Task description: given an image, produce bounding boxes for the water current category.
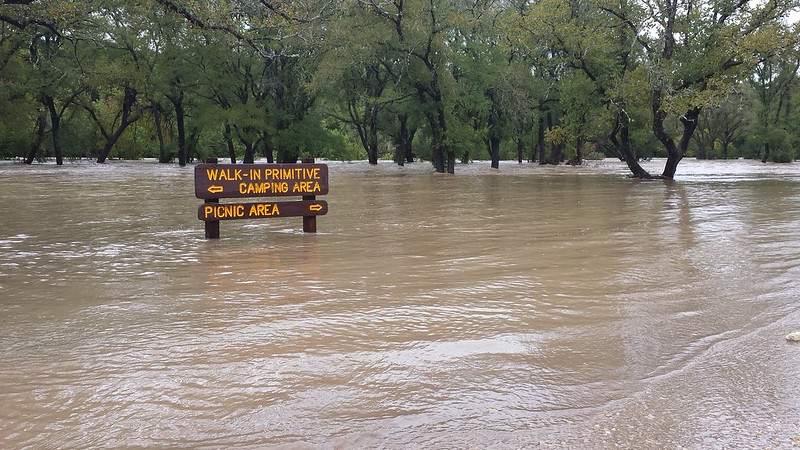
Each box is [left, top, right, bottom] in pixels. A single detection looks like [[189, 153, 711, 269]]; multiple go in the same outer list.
[[1, 158, 799, 449]]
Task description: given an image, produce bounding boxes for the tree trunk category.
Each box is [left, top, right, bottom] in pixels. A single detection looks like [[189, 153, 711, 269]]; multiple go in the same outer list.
[[429, 106, 449, 173], [652, 89, 700, 179], [405, 125, 416, 163], [367, 106, 379, 165], [42, 95, 62, 165], [489, 135, 500, 169], [187, 128, 200, 162], [546, 112, 560, 165], [262, 134, 274, 163], [96, 87, 144, 164], [568, 136, 584, 165], [537, 115, 545, 164], [394, 115, 406, 166], [97, 122, 134, 163], [153, 105, 170, 163], [224, 122, 237, 163], [242, 139, 255, 164], [550, 143, 562, 165], [24, 115, 47, 164], [610, 113, 650, 178], [167, 94, 186, 166], [516, 138, 524, 163]]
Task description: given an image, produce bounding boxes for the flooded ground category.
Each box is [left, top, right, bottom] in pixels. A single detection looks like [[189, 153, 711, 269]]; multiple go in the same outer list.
[[1, 158, 799, 448]]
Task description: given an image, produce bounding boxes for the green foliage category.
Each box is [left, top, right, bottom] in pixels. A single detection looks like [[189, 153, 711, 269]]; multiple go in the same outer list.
[[0, 0, 796, 172], [763, 128, 794, 163], [272, 116, 360, 162]]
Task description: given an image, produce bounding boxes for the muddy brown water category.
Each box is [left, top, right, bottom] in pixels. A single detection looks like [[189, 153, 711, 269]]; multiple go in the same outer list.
[[1, 158, 799, 449]]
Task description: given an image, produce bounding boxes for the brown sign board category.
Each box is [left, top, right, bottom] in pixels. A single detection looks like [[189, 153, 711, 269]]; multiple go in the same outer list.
[[198, 200, 328, 221], [195, 163, 329, 199]]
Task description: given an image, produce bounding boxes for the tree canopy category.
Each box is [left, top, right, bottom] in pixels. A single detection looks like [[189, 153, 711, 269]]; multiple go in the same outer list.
[[1, 0, 798, 177]]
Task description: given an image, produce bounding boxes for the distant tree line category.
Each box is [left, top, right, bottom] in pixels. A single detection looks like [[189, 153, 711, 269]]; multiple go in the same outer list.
[[1, 0, 798, 178]]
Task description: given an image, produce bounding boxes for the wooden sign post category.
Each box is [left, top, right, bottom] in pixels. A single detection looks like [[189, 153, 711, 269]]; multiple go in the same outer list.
[[194, 158, 329, 239]]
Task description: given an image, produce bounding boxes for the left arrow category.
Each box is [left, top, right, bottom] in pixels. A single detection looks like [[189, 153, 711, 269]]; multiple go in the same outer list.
[[207, 185, 224, 194]]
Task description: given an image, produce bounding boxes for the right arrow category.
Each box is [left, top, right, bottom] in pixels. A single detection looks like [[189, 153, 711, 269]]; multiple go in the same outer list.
[[309, 203, 323, 212]]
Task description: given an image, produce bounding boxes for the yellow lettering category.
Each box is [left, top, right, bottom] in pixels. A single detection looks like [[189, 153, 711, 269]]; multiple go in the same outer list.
[[246, 203, 281, 217], [204, 204, 246, 219], [290, 181, 321, 193]]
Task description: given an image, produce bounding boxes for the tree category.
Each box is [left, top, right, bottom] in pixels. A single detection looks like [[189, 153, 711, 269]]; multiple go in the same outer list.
[[450, 0, 533, 168], [314, 4, 398, 164], [359, 0, 460, 173], [1, 0, 94, 164], [600, 0, 798, 177], [748, 43, 800, 162], [693, 90, 750, 159], [157, 0, 336, 164]]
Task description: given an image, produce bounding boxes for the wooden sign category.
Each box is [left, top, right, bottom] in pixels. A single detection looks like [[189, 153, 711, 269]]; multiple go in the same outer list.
[[198, 200, 328, 221], [194, 159, 328, 239], [195, 163, 329, 199]]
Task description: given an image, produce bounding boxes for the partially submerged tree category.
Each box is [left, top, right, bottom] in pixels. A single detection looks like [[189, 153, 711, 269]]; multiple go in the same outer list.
[[610, 0, 798, 177]]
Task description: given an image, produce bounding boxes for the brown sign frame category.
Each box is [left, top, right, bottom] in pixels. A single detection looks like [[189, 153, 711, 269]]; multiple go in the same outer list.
[[194, 159, 328, 238], [195, 163, 329, 199], [198, 200, 328, 221]]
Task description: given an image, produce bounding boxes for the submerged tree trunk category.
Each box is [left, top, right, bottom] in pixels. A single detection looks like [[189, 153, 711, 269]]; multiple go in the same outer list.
[[405, 123, 416, 164], [186, 128, 199, 163], [428, 103, 453, 173], [489, 135, 500, 169], [550, 143, 562, 165], [653, 89, 700, 179], [394, 114, 409, 166], [568, 136, 584, 166], [42, 95, 62, 165], [153, 105, 170, 163], [537, 115, 545, 164], [24, 114, 47, 164], [167, 94, 186, 166], [366, 105, 380, 165], [545, 112, 561, 165], [262, 134, 274, 163], [610, 112, 650, 178], [242, 139, 255, 164], [224, 122, 237, 163], [94, 87, 145, 164]]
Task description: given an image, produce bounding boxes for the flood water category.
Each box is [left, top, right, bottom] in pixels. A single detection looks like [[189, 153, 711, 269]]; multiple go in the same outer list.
[[1, 158, 800, 449]]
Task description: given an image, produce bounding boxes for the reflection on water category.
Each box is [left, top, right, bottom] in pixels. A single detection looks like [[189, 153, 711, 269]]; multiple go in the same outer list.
[[1, 159, 800, 448]]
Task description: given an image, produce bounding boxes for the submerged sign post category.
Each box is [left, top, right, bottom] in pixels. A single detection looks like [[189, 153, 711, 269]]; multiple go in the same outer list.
[[194, 158, 329, 239]]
